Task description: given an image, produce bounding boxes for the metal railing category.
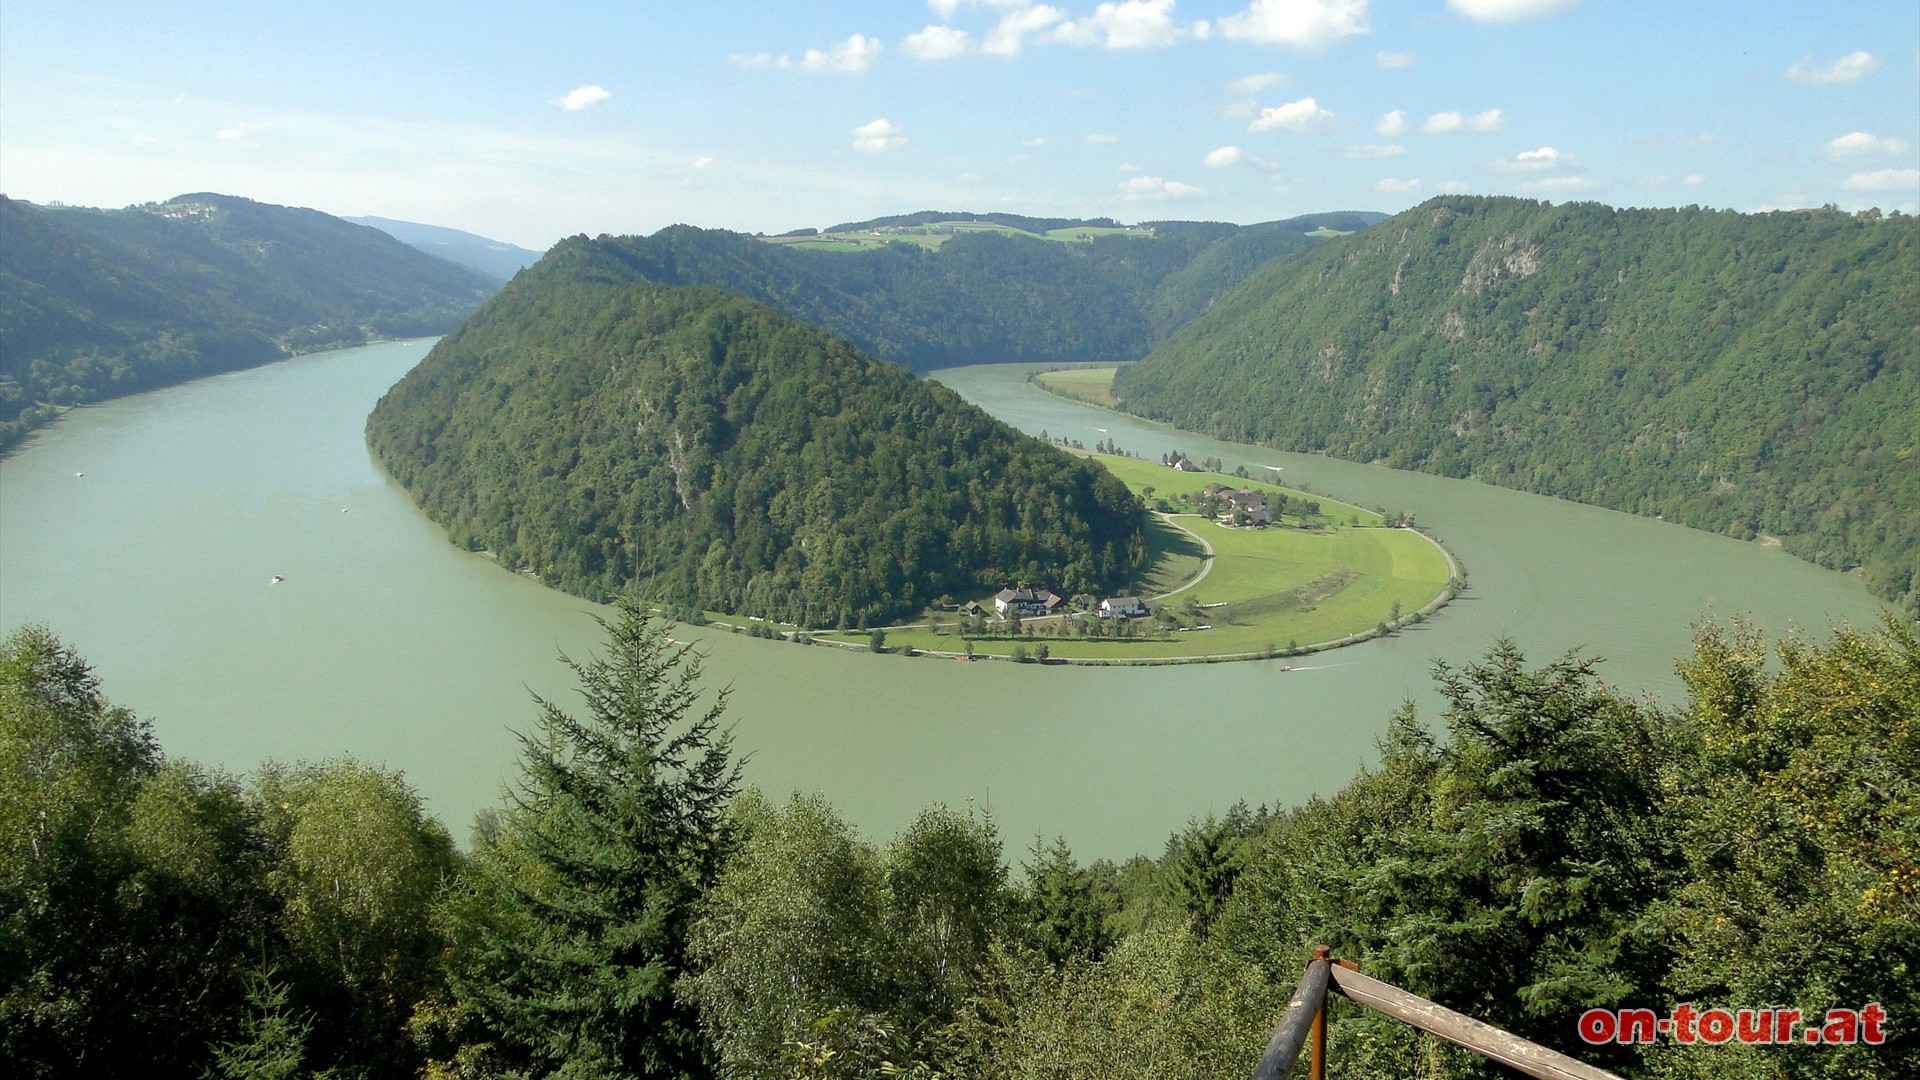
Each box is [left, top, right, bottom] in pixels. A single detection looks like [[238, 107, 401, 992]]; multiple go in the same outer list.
[[1251, 946, 1622, 1080]]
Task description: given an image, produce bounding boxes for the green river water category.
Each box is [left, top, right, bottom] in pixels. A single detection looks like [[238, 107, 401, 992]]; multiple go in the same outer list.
[[0, 341, 1888, 859]]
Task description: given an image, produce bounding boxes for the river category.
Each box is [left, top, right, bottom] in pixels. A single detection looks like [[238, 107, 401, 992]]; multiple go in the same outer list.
[[0, 342, 1887, 859]]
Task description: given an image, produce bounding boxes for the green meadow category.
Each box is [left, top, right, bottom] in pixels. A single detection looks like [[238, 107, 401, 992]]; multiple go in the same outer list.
[[1031, 367, 1122, 407], [796, 452, 1456, 664]]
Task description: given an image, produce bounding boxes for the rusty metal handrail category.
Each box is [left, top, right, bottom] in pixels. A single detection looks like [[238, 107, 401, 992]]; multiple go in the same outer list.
[[1250, 948, 1623, 1080]]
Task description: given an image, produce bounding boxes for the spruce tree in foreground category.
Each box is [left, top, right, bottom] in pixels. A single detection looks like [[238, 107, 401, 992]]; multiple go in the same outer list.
[[450, 604, 740, 1079]]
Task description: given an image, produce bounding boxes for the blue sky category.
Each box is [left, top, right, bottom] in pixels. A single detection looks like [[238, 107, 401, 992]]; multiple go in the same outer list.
[[3, 1, 1915, 248]]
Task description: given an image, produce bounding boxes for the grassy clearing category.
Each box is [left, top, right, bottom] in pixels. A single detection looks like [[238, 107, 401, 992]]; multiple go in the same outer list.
[[1088, 452, 1384, 527], [1130, 515, 1209, 596], [1044, 227, 1152, 242], [760, 220, 1156, 252], [1032, 367, 1122, 407], [1303, 227, 1354, 238], [806, 472, 1453, 663]]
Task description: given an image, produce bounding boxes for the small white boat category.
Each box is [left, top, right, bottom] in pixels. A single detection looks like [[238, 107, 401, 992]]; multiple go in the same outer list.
[[74, 471, 85, 477], [270, 575, 285, 584]]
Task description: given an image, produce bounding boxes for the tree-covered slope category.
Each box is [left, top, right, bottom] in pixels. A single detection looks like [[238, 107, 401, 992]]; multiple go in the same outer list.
[[541, 212, 1380, 373], [365, 239, 1148, 627], [1115, 196, 1920, 614], [0, 193, 497, 449]]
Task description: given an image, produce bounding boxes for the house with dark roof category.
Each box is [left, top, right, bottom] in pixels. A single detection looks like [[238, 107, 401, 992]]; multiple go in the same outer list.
[[1221, 488, 1272, 525], [994, 588, 1064, 617]]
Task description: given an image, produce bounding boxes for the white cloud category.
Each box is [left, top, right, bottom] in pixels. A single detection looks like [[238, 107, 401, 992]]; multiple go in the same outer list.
[[1118, 162, 1141, 172], [1022, 136, 1048, 147], [691, 156, 714, 169], [1787, 51, 1879, 85], [731, 34, 884, 74], [1121, 175, 1202, 198], [959, 170, 984, 181], [1375, 177, 1421, 193], [1826, 131, 1908, 160], [1439, 178, 1471, 193], [1447, 0, 1578, 21], [1249, 96, 1335, 133], [1375, 51, 1414, 68], [1221, 99, 1259, 120], [851, 118, 907, 152], [1844, 168, 1920, 191], [928, 0, 962, 16], [1229, 72, 1287, 94], [1084, 133, 1120, 143], [1342, 144, 1406, 158], [904, 25, 973, 59], [216, 124, 249, 142], [1219, 0, 1370, 50], [556, 85, 612, 111], [1050, 0, 1193, 49], [1683, 174, 1704, 185], [1490, 145, 1568, 171], [801, 34, 884, 73], [1204, 145, 1246, 167], [1376, 109, 1407, 137], [1424, 109, 1504, 133], [1519, 175, 1595, 193], [985, 5, 1067, 56]]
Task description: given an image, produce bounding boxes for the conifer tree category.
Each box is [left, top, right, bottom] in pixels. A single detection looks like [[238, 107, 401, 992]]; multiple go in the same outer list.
[[451, 603, 740, 1079]]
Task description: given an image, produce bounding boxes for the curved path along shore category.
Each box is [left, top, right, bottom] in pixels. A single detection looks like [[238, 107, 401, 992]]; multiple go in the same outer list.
[[1145, 511, 1215, 600]]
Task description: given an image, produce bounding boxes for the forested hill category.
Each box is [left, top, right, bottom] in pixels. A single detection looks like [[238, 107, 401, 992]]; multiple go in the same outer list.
[[1114, 196, 1920, 615], [344, 215, 544, 282], [365, 241, 1148, 627], [532, 212, 1381, 372], [0, 193, 497, 450]]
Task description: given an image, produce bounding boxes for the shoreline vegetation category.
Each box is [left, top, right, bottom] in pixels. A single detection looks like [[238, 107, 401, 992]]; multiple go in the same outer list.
[[7, 610, 1915, 1078]]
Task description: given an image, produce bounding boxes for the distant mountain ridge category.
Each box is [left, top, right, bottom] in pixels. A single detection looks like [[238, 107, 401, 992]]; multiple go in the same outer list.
[[345, 215, 543, 282], [366, 244, 1148, 626], [1114, 196, 1920, 615], [0, 193, 497, 449], [821, 210, 1123, 234], [520, 211, 1384, 373]]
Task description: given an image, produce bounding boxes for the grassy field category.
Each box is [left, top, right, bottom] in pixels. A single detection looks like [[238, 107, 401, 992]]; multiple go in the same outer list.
[[796, 452, 1454, 663], [761, 220, 1156, 251], [1032, 367, 1122, 407], [1088, 452, 1385, 528]]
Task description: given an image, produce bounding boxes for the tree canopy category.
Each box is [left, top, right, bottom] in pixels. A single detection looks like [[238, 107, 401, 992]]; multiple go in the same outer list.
[[3, 612, 1914, 1077], [520, 212, 1378, 375], [1114, 196, 1920, 616], [366, 259, 1148, 626]]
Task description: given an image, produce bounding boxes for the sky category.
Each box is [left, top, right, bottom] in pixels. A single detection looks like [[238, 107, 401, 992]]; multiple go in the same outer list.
[[2, 0, 1916, 249]]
